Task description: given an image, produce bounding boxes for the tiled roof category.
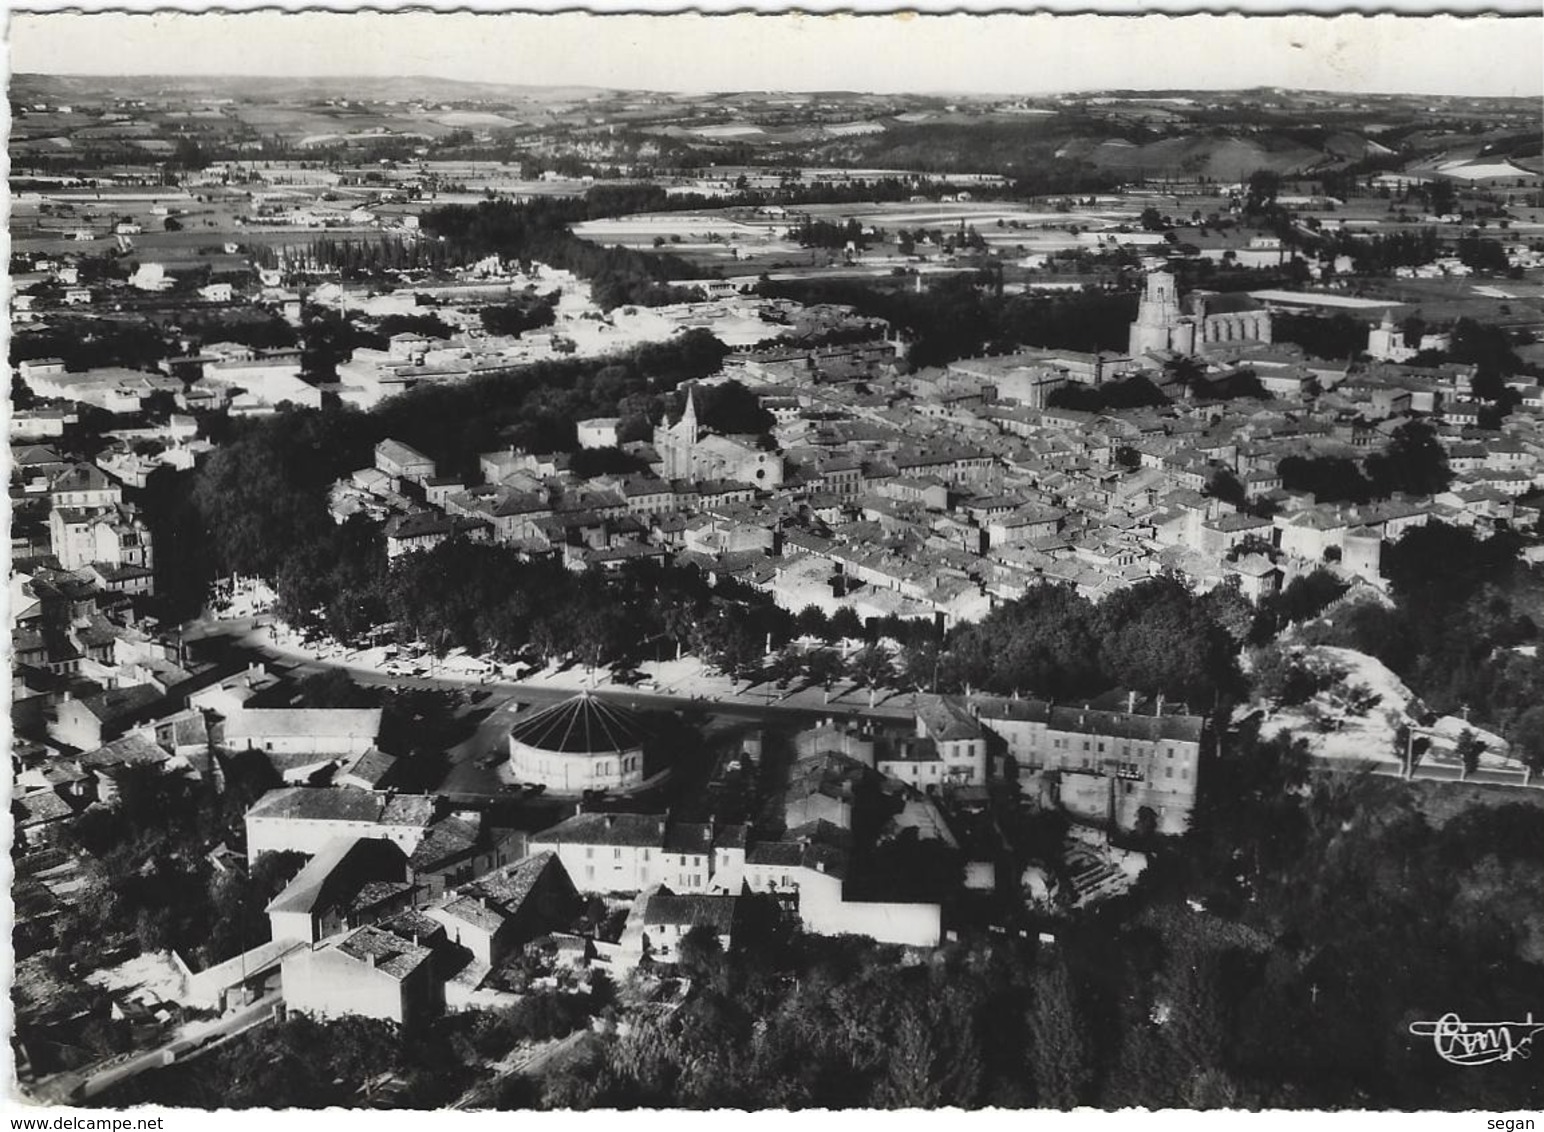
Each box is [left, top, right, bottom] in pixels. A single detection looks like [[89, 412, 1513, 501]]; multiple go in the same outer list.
[[643, 891, 739, 932], [533, 811, 667, 849], [335, 924, 433, 981]]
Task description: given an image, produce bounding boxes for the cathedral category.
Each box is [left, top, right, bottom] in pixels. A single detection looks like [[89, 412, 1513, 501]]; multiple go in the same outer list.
[[1128, 270, 1272, 358], [654, 386, 785, 489]]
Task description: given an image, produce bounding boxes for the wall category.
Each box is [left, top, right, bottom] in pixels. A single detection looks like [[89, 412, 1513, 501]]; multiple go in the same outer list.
[[281, 948, 410, 1025]]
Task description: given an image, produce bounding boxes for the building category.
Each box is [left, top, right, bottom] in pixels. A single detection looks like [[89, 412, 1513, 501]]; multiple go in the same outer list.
[[223, 708, 383, 759], [1129, 270, 1271, 358], [281, 921, 441, 1027], [971, 696, 1206, 836], [48, 504, 154, 577], [265, 836, 413, 944], [425, 852, 580, 968], [638, 889, 740, 961], [528, 812, 746, 896], [245, 787, 438, 857], [374, 439, 436, 485], [576, 418, 621, 449], [654, 387, 784, 488], [383, 511, 491, 559], [507, 691, 647, 794], [50, 685, 165, 750], [877, 695, 989, 788]]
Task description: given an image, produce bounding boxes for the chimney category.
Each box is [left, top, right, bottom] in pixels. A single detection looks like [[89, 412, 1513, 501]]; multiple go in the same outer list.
[[1155, 692, 1165, 717], [1127, 690, 1138, 715]]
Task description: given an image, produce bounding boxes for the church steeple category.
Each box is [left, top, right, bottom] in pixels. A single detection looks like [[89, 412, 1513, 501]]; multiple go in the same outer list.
[[680, 385, 701, 444]]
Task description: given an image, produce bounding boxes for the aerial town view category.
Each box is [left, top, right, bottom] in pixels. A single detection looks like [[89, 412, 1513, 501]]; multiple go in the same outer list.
[[6, 9, 1544, 1118]]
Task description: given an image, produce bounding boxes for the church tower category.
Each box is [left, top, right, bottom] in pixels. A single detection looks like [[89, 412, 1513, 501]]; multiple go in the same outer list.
[[1129, 270, 1188, 357], [680, 385, 701, 447]]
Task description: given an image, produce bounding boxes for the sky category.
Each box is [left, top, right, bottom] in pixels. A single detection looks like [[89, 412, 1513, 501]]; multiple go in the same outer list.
[[8, 11, 1543, 98]]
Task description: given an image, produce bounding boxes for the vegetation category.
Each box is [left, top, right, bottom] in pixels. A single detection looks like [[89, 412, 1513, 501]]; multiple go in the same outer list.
[[1298, 522, 1544, 768]]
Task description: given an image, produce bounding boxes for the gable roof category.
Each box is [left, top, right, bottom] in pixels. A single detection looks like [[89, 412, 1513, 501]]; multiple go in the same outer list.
[[225, 708, 383, 743], [643, 890, 739, 932]]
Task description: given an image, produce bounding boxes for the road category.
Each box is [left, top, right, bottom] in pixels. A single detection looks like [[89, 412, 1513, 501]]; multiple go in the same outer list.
[[30, 995, 281, 1105], [188, 615, 917, 788]]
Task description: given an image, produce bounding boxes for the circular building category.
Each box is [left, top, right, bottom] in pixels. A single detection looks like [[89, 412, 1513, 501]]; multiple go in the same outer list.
[[507, 691, 647, 793]]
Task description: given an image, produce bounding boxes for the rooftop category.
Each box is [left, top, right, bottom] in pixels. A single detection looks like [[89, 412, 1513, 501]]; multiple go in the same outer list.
[[508, 691, 648, 755], [334, 923, 434, 981]]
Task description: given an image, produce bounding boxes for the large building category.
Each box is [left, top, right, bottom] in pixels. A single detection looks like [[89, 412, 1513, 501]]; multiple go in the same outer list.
[[1128, 270, 1272, 358], [245, 787, 438, 857], [971, 697, 1206, 836], [529, 812, 744, 895], [506, 691, 648, 793], [653, 386, 784, 488]]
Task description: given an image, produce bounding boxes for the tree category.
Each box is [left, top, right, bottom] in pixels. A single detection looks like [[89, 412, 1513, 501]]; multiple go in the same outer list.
[[794, 604, 829, 640], [847, 643, 895, 704], [1365, 420, 1451, 497], [1244, 170, 1282, 217], [674, 923, 724, 978], [1027, 960, 1094, 1107], [828, 606, 864, 643], [1455, 728, 1486, 777]]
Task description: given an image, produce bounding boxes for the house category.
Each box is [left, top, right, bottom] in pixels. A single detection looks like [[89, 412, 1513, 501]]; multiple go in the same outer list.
[[425, 852, 580, 968], [281, 921, 442, 1027], [383, 511, 491, 559], [528, 812, 745, 896], [971, 696, 1205, 836], [638, 889, 740, 962], [48, 504, 154, 577], [909, 695, 989, 786], [266, 836, 413, 944], [336, 747, 403, 792], [187, 662, 282, 716], [76, 733, 192, 804], [223, 708, 382, 759], [50, 684, 165, 750], [576, 418, 620, 449], [406, 812, 526, 900], [375, 439, 436, 485], [245, 787, 438, 857]]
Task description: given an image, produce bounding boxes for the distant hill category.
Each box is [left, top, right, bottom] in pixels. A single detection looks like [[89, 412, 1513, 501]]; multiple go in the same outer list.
[[9, 73, 613, 105]]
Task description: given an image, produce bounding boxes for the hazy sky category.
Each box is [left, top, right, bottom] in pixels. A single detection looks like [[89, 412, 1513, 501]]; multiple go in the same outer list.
[[9, 11, 1543, 98]]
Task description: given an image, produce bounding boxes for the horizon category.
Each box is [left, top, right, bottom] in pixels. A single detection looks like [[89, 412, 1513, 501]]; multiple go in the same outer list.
[[13, 70, 1544, 103], [10, 12, 1544, 99]]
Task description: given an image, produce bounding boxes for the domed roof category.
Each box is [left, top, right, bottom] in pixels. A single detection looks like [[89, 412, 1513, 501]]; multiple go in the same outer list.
[[507, 691, 647, 755]]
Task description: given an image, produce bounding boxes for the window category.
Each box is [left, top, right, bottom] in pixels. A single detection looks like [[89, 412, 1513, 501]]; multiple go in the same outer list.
[[1166, 766, 1173, 779], [1098, 743, 1105, 753], [585, 847, 594, 859], [614, 848, 622, 860]]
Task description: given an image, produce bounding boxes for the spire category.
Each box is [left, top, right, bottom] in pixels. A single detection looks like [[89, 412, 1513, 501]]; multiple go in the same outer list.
[[681, 385, 700, 442]]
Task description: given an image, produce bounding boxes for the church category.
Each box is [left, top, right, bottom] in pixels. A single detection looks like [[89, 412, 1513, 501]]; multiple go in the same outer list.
[[653, 385, 785, 489], [1128, 270, 1272, 358]]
